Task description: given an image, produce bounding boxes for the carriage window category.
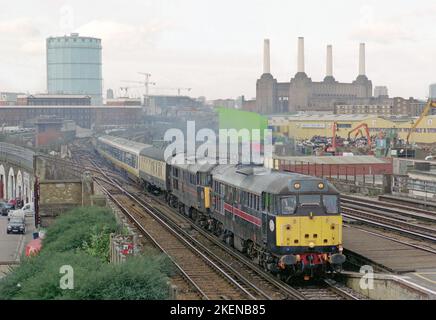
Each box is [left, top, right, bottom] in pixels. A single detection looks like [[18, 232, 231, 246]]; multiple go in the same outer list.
[[323, 195, 339, 213], [299, 195, 321, 206], [281, 196, 297, 215]]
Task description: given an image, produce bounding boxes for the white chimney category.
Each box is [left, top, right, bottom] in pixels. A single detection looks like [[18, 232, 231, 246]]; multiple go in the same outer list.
[[326, 45, 333, 77], [263, 39, 271, 74], [359, 43, 366, 76], [297, 37, 305, 73]]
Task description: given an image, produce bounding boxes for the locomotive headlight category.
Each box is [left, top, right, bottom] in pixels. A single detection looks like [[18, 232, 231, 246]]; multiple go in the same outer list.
[[338, 245, 343, 253], [309, 242, 315, 248], [294, 182, 301, 190], [318, 182, 325, 189]]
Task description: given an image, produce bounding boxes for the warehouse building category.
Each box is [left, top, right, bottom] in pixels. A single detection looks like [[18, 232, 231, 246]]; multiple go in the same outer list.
[[17, 94, 91, 106], [0, 105, 142, 129], [334, 97, 426, 117], [269, 114, 436, 144]]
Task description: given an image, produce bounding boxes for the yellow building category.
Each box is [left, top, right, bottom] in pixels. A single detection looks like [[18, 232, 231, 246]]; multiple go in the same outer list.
[[269, 114, 436, 144]]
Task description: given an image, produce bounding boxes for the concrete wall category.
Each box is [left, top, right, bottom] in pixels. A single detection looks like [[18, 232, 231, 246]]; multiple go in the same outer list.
[[39, 180, 82, 205], [345, 273, 435, 300], [34, 155, 94, 226], [39, 180, 83, 225]]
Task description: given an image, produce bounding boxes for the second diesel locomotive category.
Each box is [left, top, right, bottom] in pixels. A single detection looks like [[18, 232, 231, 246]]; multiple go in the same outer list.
[[94, 135, 345, 279]]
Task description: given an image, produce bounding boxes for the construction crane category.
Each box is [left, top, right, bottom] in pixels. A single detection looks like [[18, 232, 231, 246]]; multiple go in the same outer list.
[[347, 123, 371, 146], [119, 87, 130, 98], [153, 87, 192, 96], [118, 86, 143, 98], [407, 99, 436, 144], [122, 72, 156, 106]]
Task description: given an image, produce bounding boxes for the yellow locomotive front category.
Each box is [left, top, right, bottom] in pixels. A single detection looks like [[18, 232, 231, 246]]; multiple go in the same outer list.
[[265, 178, 345, 278]]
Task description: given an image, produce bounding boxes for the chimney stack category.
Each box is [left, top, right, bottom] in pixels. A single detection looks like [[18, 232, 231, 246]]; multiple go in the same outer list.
[[359, 43, 366, 76], [263, 39, 271, 74], [297, 37, 305, 73], [326, 45, 333, 77]]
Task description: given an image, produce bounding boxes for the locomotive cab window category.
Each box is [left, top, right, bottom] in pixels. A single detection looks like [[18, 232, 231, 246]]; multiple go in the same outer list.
[[323, 195, 339, 213], [281, 196, 297, 215], [299, 195, 321, 206]]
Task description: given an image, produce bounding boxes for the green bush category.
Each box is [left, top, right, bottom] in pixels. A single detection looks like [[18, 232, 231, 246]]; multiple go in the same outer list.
[[42, 207, 118, 254], [65, 255, 171, 300], [0, 206, 171, 300]]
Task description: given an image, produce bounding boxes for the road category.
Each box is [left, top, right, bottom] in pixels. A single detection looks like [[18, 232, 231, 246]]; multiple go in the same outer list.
[[0, 215, 35, 278]]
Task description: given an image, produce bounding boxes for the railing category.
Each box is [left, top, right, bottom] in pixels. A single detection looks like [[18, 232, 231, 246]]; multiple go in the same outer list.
[[276, 160, 386, 187]]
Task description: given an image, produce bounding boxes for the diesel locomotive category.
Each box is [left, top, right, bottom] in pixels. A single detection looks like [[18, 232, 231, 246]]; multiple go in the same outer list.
[[94, 135, 345, 279]]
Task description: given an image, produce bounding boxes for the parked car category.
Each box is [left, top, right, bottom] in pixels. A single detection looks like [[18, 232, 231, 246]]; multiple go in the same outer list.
[[8, 202, 34, 218], [8, 198, 16, 208], [0, 202, 12, 216], [7, 217, 25, 234]]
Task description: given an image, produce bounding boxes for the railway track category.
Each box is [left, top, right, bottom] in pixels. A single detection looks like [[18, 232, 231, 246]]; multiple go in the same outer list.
[[342, 205, 436, 243], [379, 194, 436, 212], [71, 146, 363, 300], [342, 195, 436, 223], [129, 186, 361, 301], [87, 152, 362, 300], [341, 195, 436, 243], [96, 177, 262, 300]]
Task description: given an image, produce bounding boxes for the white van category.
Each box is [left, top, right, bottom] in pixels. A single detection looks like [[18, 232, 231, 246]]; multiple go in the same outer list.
[[8, 210, 25, 220], [8, 202, 34, 219]]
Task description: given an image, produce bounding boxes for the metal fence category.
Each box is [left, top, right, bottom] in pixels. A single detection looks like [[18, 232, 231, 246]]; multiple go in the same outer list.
[[277, 160, 385, 187]]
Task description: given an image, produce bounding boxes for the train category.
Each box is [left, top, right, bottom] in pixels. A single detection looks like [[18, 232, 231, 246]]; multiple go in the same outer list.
[[94, 135, 346, 279]]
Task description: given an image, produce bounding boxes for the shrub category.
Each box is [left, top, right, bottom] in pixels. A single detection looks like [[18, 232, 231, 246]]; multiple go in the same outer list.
[[42, 206, 118, 253], [0, 206, 171, 300]]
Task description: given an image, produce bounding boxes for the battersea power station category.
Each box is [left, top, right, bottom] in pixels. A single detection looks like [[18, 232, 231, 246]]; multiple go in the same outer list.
[[255, 37, 373, 114]]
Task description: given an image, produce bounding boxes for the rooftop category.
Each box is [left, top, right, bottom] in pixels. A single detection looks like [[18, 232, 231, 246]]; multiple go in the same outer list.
[[18, 94, 91, 99], [1, 105, 142, 109], [271, 155, 390, 165], [270, 114, 373, 122]]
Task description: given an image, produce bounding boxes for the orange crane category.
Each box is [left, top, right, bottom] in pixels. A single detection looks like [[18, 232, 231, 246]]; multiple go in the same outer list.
[[347, 123, 371, 146], [407, 99, 436, 144]]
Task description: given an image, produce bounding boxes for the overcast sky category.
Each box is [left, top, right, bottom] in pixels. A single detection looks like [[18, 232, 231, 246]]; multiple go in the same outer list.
[[0, 0, 435, 100]]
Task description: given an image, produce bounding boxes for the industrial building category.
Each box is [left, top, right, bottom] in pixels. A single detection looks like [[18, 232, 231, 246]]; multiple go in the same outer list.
[[46, 33, 103, 105], [255, 38, 373, 114], [374, 86, 389, 98], [106, 98, 142, 106], [17, 94, 91, 106], [269, 113, 436, 144], [334, 97, 427, 117], [0, 92, 25, 106], [0, 105, 141, 129]]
